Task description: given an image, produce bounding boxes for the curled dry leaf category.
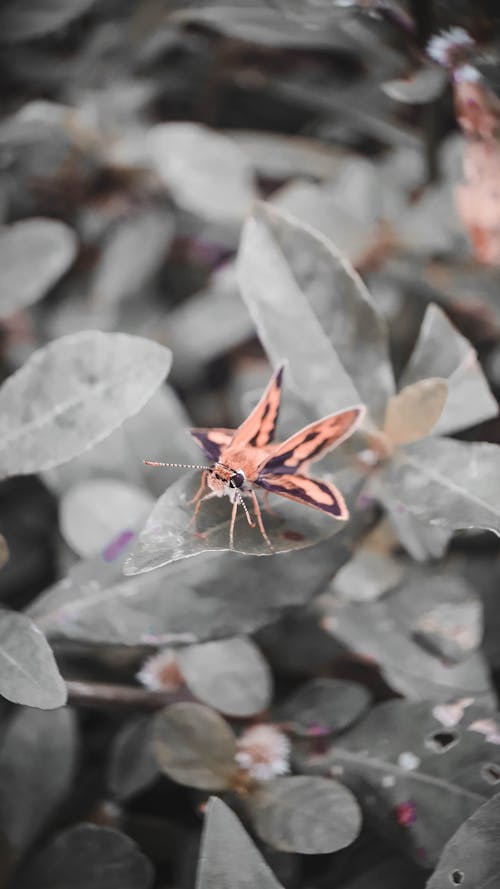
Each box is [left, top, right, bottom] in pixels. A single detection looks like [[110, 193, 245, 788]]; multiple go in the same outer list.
[[248, 775, 362, 854], [0, 218, 77, 320], [0, 331, 172, 478], [382, 378, 448, 447], [197, 796, 284, 889], [153, 702, 237, 791], [0, 610, 66, 708], [177, 637, 272, 717]]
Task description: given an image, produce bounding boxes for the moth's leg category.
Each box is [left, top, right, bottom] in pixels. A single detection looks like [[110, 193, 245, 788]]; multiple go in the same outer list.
[[250, 490, 273, 548], [262, 490, 278, 516], [188, 470, 208, 506], [229, 500, 238, 549]]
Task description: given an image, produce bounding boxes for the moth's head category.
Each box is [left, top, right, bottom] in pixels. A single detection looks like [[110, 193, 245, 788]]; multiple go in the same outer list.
[[207, 463, 245, 496]]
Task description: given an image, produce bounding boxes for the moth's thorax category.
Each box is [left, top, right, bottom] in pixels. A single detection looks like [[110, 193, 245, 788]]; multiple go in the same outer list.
[[206, 462, 247, 502], [219, 445, 273, 479]]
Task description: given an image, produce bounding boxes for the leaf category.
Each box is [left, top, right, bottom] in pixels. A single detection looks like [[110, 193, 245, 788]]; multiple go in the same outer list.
[[305, 700, 500, 866], [153, 703, 237, 790], [0, 610, 66, 708], [382, 66, 447, 104], [237, 203, 393, 423], [196, 797, 284, 889], [333, 549, 404, 602], [178, 637, 272, 717], [0, 706, 76, 854], [0, 0, 98, 43], [0, 535, 8, 570], [383, 379, 448, 446], [124, 470, 358, 571], [0, 218, 77, 319], [108, 717, 158, 802], [59, 479, 154, 557], [427, 793, 500, 889], [228, 130, 343, 181], [318, 589, 493, 702], [90, 207, 174, 309], [370, 476, 452, 561], [148, 123, 256, 225], [275, 678, 371, 737], [248, 775, 361, 854], [12, 824, 153, 889], [399, 304, 498, 436], [379, 438, 500, 538], [0, 331, 172, 478]]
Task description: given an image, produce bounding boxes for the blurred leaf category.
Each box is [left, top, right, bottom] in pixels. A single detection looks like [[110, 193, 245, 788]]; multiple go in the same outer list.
[[341, 857, 426, 889], [318, 588, 493, 701], [237, 203, 393, 423], [0, 331, 172, 477], [0, 535, 8, 570], [59, 479, 154, 557], [371, 477, 452, 561], [148, 123, 256, 225], [153, 702, 237, 790], [90, 207, 174, 310], [197, 796, 284, 889], [0, 706, 76, 854], [427, 792, 500, 889], [382, 66, 447, 104], [228, 130, 343, 180], [0, 610, 66, 708], [178, 637, 272, 717], [0, 0, 98, 43], [399, 304, 498, 436], [248, 775, 361, 854], [108, 717, 158, 802], [124, 470, 357, 571], [276, 678, 371, 736], [0, 218, 77, 319], [333, 549, 404, 602], [383, 379, 448, 447], [306, 700, 500, 866], [379, 438, 500, 538], [12, 824, 153, 889]]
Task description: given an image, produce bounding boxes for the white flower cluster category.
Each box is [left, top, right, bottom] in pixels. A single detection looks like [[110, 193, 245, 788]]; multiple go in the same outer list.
[[235, 724, 291, 782]]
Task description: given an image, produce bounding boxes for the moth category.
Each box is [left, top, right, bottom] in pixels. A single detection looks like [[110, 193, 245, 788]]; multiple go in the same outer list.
[[144, 366, 364, 549]]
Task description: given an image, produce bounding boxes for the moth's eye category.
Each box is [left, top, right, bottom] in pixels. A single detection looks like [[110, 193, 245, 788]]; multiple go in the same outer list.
[[232, 471, 244, 488]]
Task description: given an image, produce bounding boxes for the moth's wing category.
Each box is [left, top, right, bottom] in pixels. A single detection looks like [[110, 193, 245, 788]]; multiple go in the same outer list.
[[189, 428, 235, 461], [261, 406, 364, 475], [256, 473, 348, 519], [230, 365, 285, 449]]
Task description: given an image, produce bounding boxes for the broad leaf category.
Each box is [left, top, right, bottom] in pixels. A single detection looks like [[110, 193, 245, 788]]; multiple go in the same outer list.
[[108, 717, 158, 802], [0, 0, 98, 42], [318, 588, 493, 702], [148, 123, 256, 225], [196, 797, 284, 889], [59, 479, 154, 557], [228, 130, 342, 181], [275, 678, 371, 736], [305, 700, 500, 866], [0, 218, 77, 319], [237, 204, 363, 418], [371, 475, 452, 561], [383, 379, 448, 446], [379, 438, 500, 538], [333, 549, 404, 602], [12, 824, 153, 889], [382, 66, 447, 104], [0, 707, 76, 854], [0, 535, 8, 570], [0, 610, 66, 708], [0, 331, 171, 477], [427, 792, 500, 889], [248, 775, 361, 854], [153, 703, 237, 790], [178, 637, 272, 717], [399, 304, 498, 436], [124, 470, 358, 571]]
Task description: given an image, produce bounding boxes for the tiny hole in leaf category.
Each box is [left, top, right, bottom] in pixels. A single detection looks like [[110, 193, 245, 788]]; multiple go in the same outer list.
[[450, 870, 464, 885], [481, 762, 500, 784], [425, 730, 460, 753]]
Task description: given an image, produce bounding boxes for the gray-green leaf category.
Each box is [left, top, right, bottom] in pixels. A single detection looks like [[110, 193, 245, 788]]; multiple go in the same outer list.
[[0, 610, 66, 708], [153, 703, 236, 790]]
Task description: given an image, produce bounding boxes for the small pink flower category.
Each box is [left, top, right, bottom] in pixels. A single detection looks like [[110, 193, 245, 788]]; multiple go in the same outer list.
[[432, 698, 474, 728], [394, 799, 417, 827], [136, 648, 185, 692], [427, 27, 475, 69], [468, 718, 500, 745], [235, 725, 290, 782]]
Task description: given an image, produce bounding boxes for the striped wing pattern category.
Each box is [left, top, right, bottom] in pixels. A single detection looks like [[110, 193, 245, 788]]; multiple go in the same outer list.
[[189, 427, 234, 461], [229, 365, 284, 449], [257, 473, 348, 519], [262, 407, 363, 475]]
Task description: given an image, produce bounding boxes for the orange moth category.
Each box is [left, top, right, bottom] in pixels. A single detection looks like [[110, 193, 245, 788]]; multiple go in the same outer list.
[[144, 366, 364, 548]]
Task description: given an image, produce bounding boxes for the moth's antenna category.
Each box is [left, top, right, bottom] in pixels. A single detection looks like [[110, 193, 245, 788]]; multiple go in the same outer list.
[[144, 461, 209, 470], [237, 491, 255, 528]]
